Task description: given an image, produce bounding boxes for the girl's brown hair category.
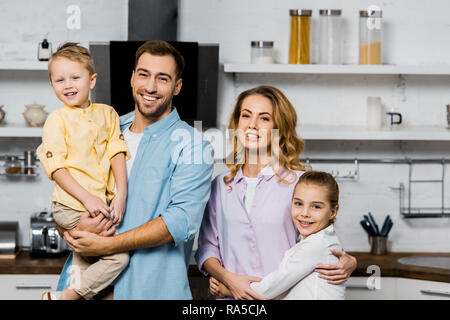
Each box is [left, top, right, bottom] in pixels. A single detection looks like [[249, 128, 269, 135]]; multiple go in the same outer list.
[[224, 85, 308, 188], [296, 170, 339, 224], [48, 42, 95, 79]]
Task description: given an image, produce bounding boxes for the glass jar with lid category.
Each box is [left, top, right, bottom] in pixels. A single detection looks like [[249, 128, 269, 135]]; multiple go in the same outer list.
[[318, 9, 343, 64], [5, 156, 21, 174], [289, 9, 312, 64], [251, 41, 275, 64], [359, 9, 382, 65]]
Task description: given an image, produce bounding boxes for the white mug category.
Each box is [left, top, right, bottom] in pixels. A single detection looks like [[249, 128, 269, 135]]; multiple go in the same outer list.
[[366, 96, 384, 129]]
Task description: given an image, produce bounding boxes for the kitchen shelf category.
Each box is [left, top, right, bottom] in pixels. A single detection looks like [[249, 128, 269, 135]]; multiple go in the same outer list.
[[298, 125, 450, 141], [224, 63, 450, 75], [0, 60, 48, 71], [0, 125, 42, 137]]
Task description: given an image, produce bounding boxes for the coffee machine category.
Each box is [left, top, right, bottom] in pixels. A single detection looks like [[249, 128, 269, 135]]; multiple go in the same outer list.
[[30, 211, 68, 257]]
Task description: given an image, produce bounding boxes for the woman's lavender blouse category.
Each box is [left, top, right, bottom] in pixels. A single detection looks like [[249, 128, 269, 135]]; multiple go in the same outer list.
[[195, 166, 303, 278]]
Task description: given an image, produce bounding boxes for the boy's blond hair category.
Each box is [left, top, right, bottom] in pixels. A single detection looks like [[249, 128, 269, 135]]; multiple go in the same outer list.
[[48, 42, 95, 79]]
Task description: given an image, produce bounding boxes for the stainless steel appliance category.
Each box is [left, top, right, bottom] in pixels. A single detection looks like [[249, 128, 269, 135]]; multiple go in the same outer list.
[[30, 211, 68, 256], [0, 221, 19, 256]]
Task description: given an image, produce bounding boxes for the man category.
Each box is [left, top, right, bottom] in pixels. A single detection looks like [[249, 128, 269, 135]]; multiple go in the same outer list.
[[58, 40, 214, 299]]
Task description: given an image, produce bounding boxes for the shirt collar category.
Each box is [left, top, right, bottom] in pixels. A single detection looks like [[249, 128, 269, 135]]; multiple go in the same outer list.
[[120, 107, 180, 136], [63, 100, 93, 113], [299, 224, 335, 242], [234, 165, 276, 185]]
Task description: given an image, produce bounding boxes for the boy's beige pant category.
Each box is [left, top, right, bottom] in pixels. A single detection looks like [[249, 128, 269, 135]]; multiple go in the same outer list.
[[52, 202, 129, 300]]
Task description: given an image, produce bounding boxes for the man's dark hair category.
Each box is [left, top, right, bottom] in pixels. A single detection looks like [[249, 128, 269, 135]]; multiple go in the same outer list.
[[135, 40, 185, 79]]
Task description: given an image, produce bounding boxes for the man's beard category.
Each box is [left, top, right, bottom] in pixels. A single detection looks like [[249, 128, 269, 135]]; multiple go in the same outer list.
[[134, 93, 173, 120]]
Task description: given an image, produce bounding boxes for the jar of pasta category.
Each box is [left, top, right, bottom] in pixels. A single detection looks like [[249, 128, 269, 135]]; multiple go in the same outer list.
[[359, 9, 382, 65], [289, 9, 312, 64]]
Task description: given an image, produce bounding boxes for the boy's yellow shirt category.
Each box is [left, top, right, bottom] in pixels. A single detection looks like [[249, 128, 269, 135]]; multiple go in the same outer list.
[[36, 102, 130, 212]]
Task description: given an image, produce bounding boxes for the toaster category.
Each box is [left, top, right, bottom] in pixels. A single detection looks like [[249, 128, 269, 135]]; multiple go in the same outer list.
[[30, 211, 68, 257], [0, 221, 19, 257]]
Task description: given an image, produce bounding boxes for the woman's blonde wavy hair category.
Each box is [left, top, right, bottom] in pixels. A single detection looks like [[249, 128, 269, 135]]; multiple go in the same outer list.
[[224, 85, 309, 189]]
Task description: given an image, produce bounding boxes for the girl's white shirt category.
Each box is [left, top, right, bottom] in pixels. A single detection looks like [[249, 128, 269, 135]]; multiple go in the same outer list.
[[250, 224, 346, 300]]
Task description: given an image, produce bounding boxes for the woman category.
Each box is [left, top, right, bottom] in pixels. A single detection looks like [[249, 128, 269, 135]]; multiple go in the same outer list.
[[195, 85, 356, 300]]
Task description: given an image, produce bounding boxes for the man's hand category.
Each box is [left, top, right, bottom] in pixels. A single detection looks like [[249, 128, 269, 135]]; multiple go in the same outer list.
[[209, 277, 227, 298], [62, 212, 116, 256], [64, 229, 112, 256], [77, 211, 116, 236], [315, 250, 357, 284], [56, 211, 115, 238]]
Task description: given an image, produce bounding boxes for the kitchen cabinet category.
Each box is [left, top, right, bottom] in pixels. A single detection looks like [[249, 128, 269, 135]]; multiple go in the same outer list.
[[346, 276, 396, 300], [224, 63, 450, 141], [0, 274, 59, 300], [346, 276, 450, 300], [396, 278, 450, 300]]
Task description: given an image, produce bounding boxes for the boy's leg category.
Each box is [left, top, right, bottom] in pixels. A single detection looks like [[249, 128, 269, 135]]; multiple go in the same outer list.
[[72, 252, 129, 300]]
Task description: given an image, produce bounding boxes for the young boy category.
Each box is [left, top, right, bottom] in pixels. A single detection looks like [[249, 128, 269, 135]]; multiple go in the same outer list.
[[37, 42, 130, 300]]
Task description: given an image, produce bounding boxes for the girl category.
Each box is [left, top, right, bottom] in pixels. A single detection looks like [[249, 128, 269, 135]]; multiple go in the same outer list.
[[217, 170, 346, 300]]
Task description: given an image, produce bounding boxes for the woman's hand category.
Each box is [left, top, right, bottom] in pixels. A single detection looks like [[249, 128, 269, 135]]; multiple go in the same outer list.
[[222, 272, 267, 300], [315, 250, 357, 284]]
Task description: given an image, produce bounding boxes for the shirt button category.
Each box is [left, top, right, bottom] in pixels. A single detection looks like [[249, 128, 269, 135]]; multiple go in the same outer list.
[[152, 134, 157, 138]]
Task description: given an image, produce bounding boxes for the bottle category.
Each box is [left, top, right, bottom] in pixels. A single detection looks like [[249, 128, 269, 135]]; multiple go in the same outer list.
[[38, 38, 52, 61], [251, 41, 275, 64], [318, 9, 343, 64], [24, 150, 36, 175], [359, 9, 382, 65], [289, 9, 312, 64]]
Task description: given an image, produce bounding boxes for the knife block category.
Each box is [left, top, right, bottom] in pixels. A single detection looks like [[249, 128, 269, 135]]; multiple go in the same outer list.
[[369, 236, 388, 255]]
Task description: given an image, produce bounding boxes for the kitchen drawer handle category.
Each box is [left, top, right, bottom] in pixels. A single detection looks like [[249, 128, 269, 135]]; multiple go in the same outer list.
[[346, 284, 376, 290], [420, 289, 450, 297], [16, 282, 52, 289]]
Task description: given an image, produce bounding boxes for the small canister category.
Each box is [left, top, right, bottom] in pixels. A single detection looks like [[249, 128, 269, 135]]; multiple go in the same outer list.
[[369, 236, 388, 255], [251, 41, 274, 64], [5, 156, 21, 175]]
